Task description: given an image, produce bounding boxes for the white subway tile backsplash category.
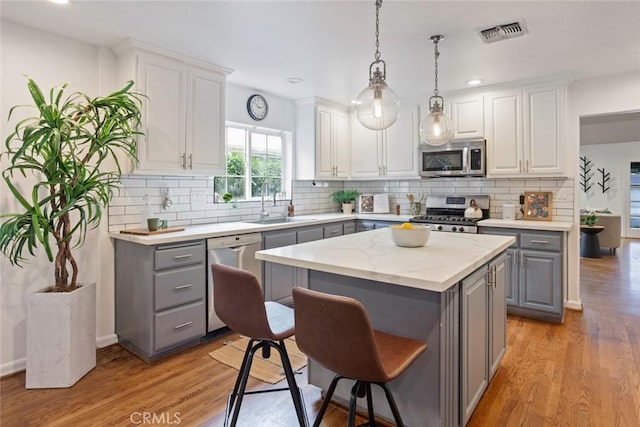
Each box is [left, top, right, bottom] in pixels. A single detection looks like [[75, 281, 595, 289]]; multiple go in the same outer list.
[[108, 174, 575, 231]]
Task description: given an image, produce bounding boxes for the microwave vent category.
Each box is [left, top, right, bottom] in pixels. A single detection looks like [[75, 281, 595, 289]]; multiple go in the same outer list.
[[478, 20, 528, 43]]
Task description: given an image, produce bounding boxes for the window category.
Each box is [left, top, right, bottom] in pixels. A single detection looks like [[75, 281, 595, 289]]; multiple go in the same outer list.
[[215, 123, 292, 202]]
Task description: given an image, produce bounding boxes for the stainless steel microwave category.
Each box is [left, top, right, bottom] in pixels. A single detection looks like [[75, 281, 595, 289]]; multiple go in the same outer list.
[[418, 138, 486, 178]]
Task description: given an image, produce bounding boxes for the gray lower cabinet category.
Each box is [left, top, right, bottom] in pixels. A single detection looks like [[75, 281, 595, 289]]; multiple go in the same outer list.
[[480, 227, 564, 322], [115, 239, 207, 361], [355, 219, 396, 232], [461, 253, 506, 426], [263, 229, 297, 303], [263, 221, 355, 305]]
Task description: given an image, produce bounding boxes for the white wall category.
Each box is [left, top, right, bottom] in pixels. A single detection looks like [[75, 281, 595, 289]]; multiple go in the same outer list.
[[567, 71, 640, 309], [0, 21, 111, 375], [579, 142, 640, 222], [226, 83, 296, 131]]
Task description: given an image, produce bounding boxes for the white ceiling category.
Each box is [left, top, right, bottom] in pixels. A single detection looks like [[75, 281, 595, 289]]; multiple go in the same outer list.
[[2, 0, 639, 104]]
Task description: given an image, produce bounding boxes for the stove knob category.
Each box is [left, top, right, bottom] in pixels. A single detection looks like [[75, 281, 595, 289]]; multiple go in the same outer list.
[[437, 225, 443, 231], [451, 226, 457, 232], [459, 227, 465, 233]]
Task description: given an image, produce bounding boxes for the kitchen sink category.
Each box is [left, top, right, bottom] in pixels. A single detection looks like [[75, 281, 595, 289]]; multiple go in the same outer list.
[[243, 216, 317, 225]]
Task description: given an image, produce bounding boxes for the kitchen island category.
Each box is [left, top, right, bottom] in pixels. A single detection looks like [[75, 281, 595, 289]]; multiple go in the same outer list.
[[256, 228, 515, 426]]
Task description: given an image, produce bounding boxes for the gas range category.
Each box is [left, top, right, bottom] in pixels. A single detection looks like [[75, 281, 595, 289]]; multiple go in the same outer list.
[[410, 195, 490, 234]]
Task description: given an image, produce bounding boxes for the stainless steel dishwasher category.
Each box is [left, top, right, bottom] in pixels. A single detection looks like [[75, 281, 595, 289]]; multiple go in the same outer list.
[[206, 233, 263, 332]]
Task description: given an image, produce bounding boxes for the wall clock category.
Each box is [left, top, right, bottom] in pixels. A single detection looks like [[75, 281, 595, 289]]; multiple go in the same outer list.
[[247, 94, 268, 121]]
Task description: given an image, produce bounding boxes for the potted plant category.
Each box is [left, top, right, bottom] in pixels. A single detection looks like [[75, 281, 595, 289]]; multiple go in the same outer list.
[[583, 214, 598, 226], [0, 78, 143, 388], [331, 189, 360, 214]]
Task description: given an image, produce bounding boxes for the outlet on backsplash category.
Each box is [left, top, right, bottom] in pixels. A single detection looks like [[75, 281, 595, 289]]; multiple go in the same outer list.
[[190, 188, 208, 210]]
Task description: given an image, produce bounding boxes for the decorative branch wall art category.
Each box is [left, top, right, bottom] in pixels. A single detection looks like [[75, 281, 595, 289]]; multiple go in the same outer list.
[[580, 156, 593, 193], [598, 168, 611, 193]]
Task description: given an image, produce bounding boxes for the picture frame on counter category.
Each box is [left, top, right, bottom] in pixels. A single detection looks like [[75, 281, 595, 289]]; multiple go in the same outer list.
[[523, 191, 553, 221]]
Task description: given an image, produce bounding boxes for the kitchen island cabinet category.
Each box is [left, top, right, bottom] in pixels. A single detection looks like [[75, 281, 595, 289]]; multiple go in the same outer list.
[[256, 229, 513, 426]]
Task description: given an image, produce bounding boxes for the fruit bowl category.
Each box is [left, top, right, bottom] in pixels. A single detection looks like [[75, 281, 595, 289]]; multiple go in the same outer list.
[[390, 223, 431, 247]]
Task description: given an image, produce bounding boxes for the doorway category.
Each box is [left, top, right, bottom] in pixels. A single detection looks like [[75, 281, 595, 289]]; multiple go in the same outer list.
[[627, 161, 640, 238]]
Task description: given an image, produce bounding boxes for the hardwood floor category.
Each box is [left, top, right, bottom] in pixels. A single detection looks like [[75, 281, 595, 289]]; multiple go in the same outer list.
[[1, 239, 639, 426]]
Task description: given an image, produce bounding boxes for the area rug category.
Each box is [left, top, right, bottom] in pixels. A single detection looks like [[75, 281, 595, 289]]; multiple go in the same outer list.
[[209, 336, 307, 384]]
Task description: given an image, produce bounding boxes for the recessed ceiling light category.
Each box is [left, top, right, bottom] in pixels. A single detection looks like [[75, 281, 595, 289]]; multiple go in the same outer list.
[[466, 79, 483, 86], [49, 0, 69, 4], [286, 77, 304, 84]]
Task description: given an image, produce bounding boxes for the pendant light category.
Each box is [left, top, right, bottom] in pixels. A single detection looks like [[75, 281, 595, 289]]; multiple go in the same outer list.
[[420, 35, 453, 146], [355, 0, 399, 131]]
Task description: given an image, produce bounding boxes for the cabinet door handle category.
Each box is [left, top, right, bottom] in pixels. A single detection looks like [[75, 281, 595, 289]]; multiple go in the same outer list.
[[174, 321, 193, 330], [530, 240, 549, 244], [174, 284, 193, 290], [174, 254, 193, 259], [526, 159, 529, 172], [486, 267, 492, 286], [493, 265, 497, 288], [189, 154, 193, 169], [520, 252, 524, 266], [519, 160, 522, 172], [181, 152, 186, 169], [382, 165, 386, 175]]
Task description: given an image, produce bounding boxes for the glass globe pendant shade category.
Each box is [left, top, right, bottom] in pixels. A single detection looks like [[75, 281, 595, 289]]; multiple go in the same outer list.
[[356, 81, 400, 130], [419, 97, 453, 146]]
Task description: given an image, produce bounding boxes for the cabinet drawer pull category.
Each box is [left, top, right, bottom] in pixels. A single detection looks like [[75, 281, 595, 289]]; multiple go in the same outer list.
[[530, 240, 549, 244], [189, 153, 193, 169], [330, 230, 339, 234], [174, 254, 193, 259], [174, 284, 193, 290], [174, 321, 193, 330]]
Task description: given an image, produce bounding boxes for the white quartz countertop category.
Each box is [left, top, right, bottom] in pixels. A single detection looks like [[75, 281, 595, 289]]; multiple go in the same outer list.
[[478, 218, 574, 232], [256, 228, 515, 293], [110, 213, 411, 245]]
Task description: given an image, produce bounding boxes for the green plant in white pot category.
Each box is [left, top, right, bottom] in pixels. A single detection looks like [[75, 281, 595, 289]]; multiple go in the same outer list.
[[0, 78, 143, 388], [331, 189, 360, 214]]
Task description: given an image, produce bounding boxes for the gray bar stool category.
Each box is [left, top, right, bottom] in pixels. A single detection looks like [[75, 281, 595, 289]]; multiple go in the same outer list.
[[211, 263, 308, 427], [292, 286, 426, 427]]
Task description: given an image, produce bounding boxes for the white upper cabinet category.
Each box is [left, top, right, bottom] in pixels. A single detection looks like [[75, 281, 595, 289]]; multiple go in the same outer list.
[[350, 103, 419, 179], [485, 89, 523, 176], [295, 99, 350, 180], [524, 84, 566, 176], [114, 40, 230, 175], [450, 95, 484, 139], [485, 82, 567, 177]]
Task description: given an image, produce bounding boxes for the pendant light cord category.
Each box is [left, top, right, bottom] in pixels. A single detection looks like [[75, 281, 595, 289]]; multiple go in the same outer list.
[[374, 0, 382, 62]]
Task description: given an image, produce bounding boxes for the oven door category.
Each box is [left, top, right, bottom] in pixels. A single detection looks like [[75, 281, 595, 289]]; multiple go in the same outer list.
[[419, 146, 468, 177]]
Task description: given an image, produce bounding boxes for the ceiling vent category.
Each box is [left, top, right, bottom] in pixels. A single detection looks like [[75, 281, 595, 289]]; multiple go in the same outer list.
[[477, 20, 528, 43]]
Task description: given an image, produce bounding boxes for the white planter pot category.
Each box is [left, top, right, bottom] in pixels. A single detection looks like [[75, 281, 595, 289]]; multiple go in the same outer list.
[[26, 282, 96, 388], [342, 203, 353, 215]]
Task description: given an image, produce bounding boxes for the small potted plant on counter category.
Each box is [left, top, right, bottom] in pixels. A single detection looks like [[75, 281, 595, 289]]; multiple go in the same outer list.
[[331, 189, 360, 214]]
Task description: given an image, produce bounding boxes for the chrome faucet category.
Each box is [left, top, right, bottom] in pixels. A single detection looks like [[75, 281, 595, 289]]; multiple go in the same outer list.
[[259, 182, 270, 220]]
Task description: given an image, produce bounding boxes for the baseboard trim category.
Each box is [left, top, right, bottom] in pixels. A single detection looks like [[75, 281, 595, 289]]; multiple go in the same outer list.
[[565, 300, 583, 311], [1, 334, 118, 378], [97, 333, 118, 348], [1, 358, 26, 379]]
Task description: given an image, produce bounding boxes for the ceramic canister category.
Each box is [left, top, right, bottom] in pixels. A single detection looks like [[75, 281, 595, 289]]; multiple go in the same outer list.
[[502, 204, 516, 220]]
